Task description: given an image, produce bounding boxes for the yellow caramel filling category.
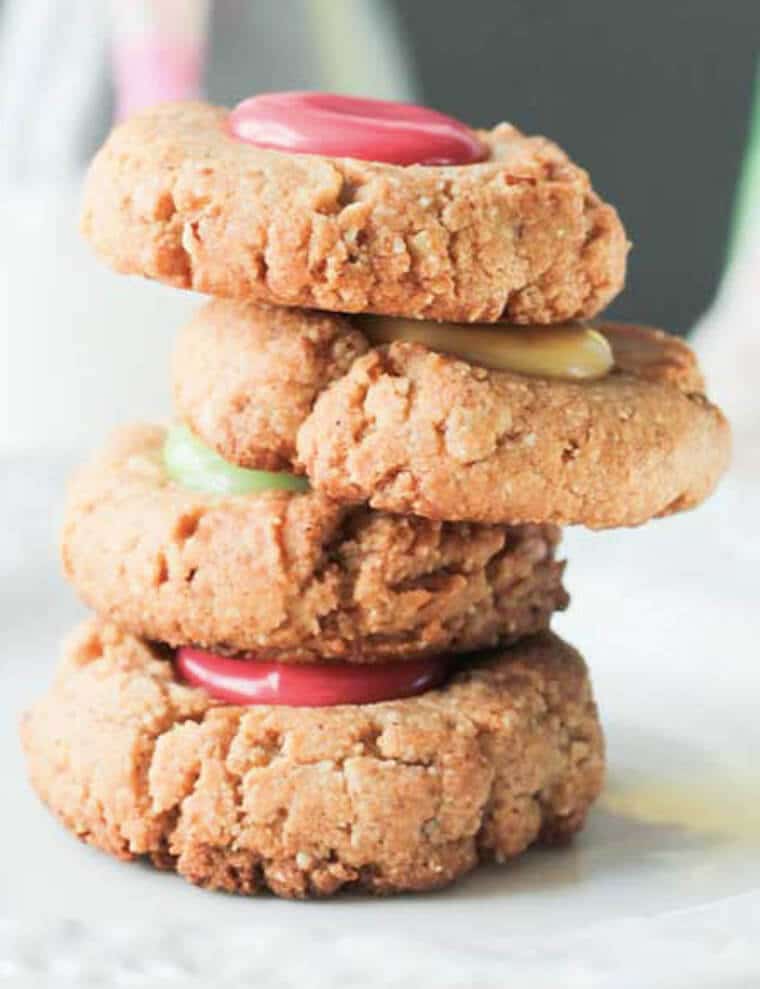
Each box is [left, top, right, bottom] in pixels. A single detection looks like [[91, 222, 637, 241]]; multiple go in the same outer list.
[[358, 316, 613, 380]]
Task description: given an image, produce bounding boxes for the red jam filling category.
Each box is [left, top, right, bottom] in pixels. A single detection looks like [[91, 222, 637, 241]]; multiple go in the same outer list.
[[227, 91, 486, 166], [176, 646, 448, 707]]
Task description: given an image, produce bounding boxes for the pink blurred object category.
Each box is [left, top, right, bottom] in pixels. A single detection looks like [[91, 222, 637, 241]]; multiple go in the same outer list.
[[113, 39, 204, 119], [109, 0, 209, 120]]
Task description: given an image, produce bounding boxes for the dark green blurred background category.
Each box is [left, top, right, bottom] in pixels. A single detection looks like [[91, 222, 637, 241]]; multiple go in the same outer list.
[[391, 0, 758, 332]]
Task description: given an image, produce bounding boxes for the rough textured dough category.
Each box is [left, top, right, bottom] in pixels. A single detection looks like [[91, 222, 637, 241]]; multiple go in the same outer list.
[[173, 299, 368, 473], [81, 101, 628, 324], [298, 323, 730, 527], [172, 302, 729, 527], [21, 620, 605, 898]]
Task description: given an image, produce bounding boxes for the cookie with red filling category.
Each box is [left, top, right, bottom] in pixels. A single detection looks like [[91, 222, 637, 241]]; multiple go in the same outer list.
[[20, 619, 604, 899], [81, 98, 628, 324]]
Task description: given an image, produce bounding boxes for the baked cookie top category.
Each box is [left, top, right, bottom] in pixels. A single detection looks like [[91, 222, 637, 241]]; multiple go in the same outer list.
[[61, 424, 567, 660], [299, 323, 730, 528], [21, 619, 604, 898], [172, 301, 730, 528], [81, 100, 628, 324]]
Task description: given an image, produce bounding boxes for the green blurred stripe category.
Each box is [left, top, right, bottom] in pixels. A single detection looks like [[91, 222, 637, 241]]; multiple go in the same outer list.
[[727, 60, 760, 262]]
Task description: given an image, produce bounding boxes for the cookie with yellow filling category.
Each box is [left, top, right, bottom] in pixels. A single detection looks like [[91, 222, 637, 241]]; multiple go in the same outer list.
[[61, 424, 567, 661], [299, 322, 729, 527], [21, 619, 604, 898], [172, 300, 729, 528]]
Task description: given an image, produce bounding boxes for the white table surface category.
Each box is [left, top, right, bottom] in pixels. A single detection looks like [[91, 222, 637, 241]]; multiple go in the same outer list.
[[1, 454, 758, 989]]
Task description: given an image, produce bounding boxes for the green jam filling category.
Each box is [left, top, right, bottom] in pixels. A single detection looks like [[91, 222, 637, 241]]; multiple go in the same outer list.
[[163, 424, 310, 495]]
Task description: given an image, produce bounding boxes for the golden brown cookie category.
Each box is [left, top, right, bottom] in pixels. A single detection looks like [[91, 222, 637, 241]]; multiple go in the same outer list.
[[21, 619, 604, 898], [172, 302, 729, 528], [61, 425, 567, 661], [81, 101, 628, 324]]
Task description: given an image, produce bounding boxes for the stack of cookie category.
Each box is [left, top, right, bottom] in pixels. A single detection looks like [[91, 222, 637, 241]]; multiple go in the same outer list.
[[22, 93, 730, 899]]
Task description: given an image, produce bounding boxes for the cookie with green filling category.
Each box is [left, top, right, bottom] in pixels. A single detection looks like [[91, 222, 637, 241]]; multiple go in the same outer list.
[[61, 424, 568, 661]]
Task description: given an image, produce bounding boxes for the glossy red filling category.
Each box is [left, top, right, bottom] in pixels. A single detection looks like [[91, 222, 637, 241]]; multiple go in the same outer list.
[[228, 91, 486, 166], [176, 646, 448, 707]]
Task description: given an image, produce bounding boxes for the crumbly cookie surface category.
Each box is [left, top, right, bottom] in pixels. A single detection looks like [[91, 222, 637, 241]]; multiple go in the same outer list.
[[81, 101, 628, 324], [173, 300, 367, 472], [298, 323, 731, 527], [61, 425, 567, 660], [21, 620, 604, 898]]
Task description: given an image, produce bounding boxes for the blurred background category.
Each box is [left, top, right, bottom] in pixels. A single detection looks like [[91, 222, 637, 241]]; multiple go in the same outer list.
[[1, 0, 758, 459]]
